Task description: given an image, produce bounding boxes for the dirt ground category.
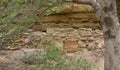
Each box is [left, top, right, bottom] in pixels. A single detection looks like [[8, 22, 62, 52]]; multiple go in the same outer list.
[[0, 48, 104, 70]]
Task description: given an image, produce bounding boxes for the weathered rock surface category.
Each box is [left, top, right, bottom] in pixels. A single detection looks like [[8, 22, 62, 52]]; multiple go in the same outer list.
[[25, 28, 104, 52], [32, 3, 100, 31], [33, 2, 120, 31], [53, 3, 95, 14]]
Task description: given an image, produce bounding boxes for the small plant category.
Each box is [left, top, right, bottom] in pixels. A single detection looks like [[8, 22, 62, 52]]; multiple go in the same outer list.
[[22, 49, 47, 65], [46, 44, 64, 61], [22, 45, 99, 70], [38, 56, 99, 70]]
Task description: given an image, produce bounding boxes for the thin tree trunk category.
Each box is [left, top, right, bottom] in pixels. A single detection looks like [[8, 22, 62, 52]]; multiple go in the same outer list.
[[104, 29, 120, 70], [103, 18, 120, 70]]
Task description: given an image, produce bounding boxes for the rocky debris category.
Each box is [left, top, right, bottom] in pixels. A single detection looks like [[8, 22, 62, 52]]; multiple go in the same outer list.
[[25, 31, 55, 48], [25, 28, 104, 52]]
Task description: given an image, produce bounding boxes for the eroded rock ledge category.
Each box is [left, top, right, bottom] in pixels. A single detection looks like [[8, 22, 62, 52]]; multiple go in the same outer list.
[[25, 28, 104, 52], [32, 3, 100, 31]]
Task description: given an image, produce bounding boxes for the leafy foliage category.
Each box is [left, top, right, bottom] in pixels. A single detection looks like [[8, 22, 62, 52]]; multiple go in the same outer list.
[[46, 45, 64, 61], [22, 49, 47, 65], [0, 0, 65, 47]]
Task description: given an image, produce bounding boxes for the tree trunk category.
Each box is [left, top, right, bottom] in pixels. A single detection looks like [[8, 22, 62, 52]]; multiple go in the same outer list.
[[103, 18, 120, 70], [98, 0, 120, 70]]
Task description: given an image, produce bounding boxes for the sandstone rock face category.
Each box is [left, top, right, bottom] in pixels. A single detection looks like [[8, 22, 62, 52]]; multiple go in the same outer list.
[[30, 3, 106, 52], [54, 3, 95, 14], [32, 2, 120, 31], [32, 3, 100, 31], [64, 38, 78, 52], [25, 28, 104, 52]]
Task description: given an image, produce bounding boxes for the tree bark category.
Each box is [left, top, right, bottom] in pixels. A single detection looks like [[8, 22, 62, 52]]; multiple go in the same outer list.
[[99, 0, 120, 70], [102, 14, 120, 70], [104, 24, 120, 70], [62, 0, 120, 70]]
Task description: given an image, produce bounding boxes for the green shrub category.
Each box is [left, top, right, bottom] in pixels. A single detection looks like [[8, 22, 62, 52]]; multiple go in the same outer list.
[[22, 49, 47, 65], [22, 45, 99, 70], [46, 45, 64, 61], [38, 56, 99, 70]]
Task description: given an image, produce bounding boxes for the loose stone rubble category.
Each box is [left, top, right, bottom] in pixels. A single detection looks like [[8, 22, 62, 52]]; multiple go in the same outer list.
[[25, 28, 104, 52]]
